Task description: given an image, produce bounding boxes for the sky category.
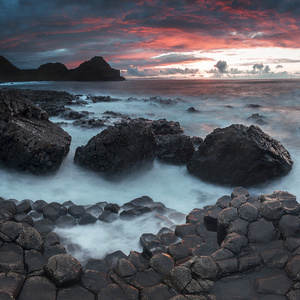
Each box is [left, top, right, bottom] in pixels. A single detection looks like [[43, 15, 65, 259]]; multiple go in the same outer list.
[[0, 0, 300, 79]]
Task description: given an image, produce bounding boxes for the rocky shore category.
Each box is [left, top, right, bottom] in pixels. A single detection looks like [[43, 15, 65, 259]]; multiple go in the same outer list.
[[1, 188, 300, 299]]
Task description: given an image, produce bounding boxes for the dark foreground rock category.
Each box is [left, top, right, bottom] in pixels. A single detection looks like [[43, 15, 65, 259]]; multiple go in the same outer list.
[[0, 188, 300, 299], [74, 121, 157, 175], [187, 124, 293, 186], [0, 89, 71, 174]]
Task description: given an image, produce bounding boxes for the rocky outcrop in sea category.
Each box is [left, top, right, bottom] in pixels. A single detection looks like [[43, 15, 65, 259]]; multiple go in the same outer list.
[[0, 89, 71, 174], [1, 188, 300, 299]]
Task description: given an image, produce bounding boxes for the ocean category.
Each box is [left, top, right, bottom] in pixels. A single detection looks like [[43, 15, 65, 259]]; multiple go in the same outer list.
[[1, 79, 300, 262]]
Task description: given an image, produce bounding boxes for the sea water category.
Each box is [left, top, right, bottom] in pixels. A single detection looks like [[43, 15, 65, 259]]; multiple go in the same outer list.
[[1, 79, 300, 262]]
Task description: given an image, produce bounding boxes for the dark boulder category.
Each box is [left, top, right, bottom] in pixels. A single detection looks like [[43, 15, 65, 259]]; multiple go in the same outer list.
[[74, 122, 157, 175], [187, 124, 293, 186], [44, 254, 83, 287], [0, 89, 71, 174], [156, 134, 195, 164]]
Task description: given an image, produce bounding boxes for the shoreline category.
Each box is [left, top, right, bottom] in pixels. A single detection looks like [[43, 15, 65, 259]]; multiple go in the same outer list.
[[1, 187, 300, 299]]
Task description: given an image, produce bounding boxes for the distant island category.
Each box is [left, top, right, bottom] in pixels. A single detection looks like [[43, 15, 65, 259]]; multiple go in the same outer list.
[[0, 56, 125, 82]]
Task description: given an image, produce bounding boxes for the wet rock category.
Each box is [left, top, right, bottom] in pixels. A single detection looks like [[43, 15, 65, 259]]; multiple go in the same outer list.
[[131, 268, 163, 289], [285, 255, 300, 281], [18, 276, 57, 300], [211, 248, 235, 261], [78, 212, 97, 225], [114, 258, 137, 277], [229, 195, 247, 208], [149, 253, 175, 276], [127, 251, 148, 271], [227, 217, 249, 236], [215, 258, 239, 275], [155, 134, 194, 164], [175, 224, 196, 238], [0, 90, 71, 174], [0, 272, 25, 299], [25, 250, 47, 273], [0, 221, 24, 241], [104, 203, 120, 213], [98, 211, 118, 223], [221, 233, 248, 254], [248, 219, 277, 244], [42, 202, 67, 221], [97, 284, 128, 300], [164, 266, 192, 293], [31, 200, 48, 212], [81, 270, 110, 294], [85, 258, 110, 273], [74, 122, 157, 175], [216, 196, 232, 209], [55, 215, 77, 227], [16, 227, 43, 251], [42, 244, 67, 260], [186, 208, 205, 224], [0, 201, 17, 215], [259, 200, 284, 220], [255, 274, 292, 295], [44, 254, 83, 287], [238, 202, 259, 222], [16, 200, 32, 214], [279, 215, 300, 238], [0, 243, 24, 273], [141, 284, 176, 300], [231, 187, 249, 198], [104, 250, 127, 268], [57, 285, 95, 300], [14, 212, 33, 225], [68, 205, 85, 218], [191, 256, 220, 280], [287, 289, 300, 300], [239, 253, 263, 272], [33, 219, 54, 237], [187, 124, 293, 186], [143, 240, 167, 258], [204, 205, 222, 231], [182, 235, 204, 249], [168, 242, 191, 261]]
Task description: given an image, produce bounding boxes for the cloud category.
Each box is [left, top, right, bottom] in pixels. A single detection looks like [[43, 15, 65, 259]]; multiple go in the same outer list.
[[126, 66, 199, 77], [151, 52, 214, 65], [214, 61, 228, 74]]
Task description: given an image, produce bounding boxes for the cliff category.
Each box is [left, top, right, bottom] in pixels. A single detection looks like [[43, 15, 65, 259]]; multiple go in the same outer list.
[[0, 56, 125, 82]]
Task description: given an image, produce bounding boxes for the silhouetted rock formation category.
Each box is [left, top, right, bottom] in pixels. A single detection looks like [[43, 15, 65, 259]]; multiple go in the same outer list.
[[0, 56, 125, 82]]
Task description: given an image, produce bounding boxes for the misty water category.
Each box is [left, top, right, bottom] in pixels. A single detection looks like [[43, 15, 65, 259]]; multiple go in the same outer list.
[[1, 79, 300, 262]]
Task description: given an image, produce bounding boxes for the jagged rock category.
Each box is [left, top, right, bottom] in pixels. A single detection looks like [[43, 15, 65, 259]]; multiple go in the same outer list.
[[44, 254, 83, 287], [239, 253, 263, 272], [238, 203, 259, 222], [55, 215, 77, 227], [33, 219, 54, 237], [259, 200, 284, 220], [155, 134, 194, 164], [97, 284, 128, 300], [104, 250, 127, 268], [0, 90, 71, 174], [14, 212, 33, 224], [221, 233, 248, 254], [18, 276, 57, 300], [74, 122, 157, 175], [168, 242, 191, 261], [42, 244, 67, 260], [215, 258, 238, 275], [131, 269, 163, 289], [16, 200, 32, 214], [175, 224, 196, 238], [85, 258, 110, 273], [0, 243, 24, 273], [187, 124, 293, 186], [279, 215, 300, 238]]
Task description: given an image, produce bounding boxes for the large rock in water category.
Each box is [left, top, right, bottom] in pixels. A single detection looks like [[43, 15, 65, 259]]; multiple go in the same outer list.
[[0, 89, 71, 174], [74, 122, 157, 175], [187, 124, 293, 186]]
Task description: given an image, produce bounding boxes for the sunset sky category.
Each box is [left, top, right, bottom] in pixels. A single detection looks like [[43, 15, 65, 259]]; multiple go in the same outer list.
[[1, 0, 300, 79]]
